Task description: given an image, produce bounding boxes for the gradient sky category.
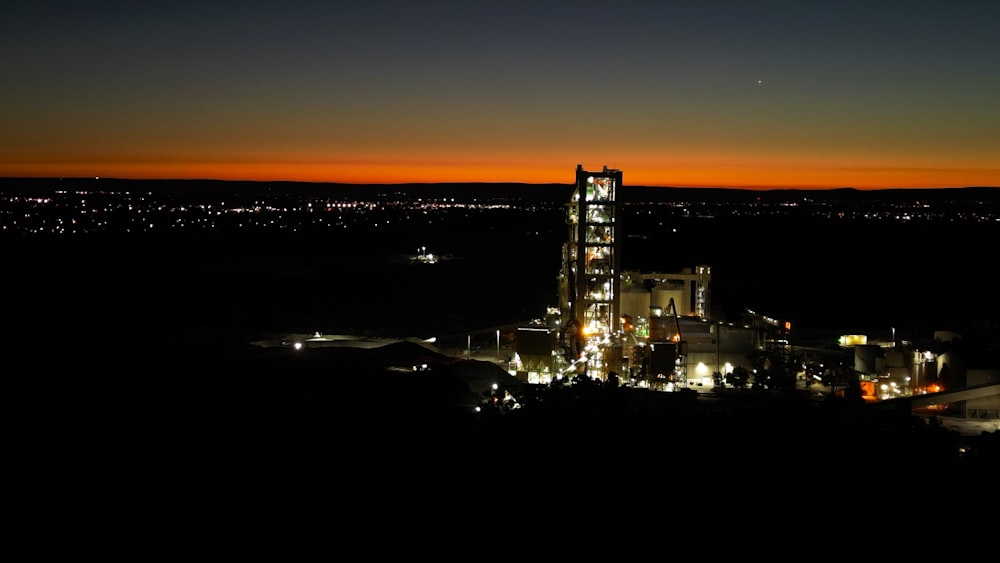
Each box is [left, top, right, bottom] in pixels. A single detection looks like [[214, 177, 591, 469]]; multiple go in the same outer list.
[[3, 0, 998, 188]]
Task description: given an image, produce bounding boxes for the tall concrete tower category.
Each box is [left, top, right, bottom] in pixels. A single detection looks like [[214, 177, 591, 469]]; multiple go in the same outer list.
[[558, 164, 623, 377]]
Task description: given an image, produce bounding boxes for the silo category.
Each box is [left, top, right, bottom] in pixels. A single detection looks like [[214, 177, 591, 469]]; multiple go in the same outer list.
[[619, 284, 651, 320], [651, 283, 685, 315], [854, 344, 879, 374]]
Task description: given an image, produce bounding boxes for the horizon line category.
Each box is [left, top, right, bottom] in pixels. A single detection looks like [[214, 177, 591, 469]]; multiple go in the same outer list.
[[3, 176, 998, 191]]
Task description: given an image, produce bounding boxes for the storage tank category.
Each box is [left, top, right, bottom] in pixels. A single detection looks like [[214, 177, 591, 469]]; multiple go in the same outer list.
[[619, 284, 651, 320], [854, 344, 880, 374], [651, 283, 685, 315]]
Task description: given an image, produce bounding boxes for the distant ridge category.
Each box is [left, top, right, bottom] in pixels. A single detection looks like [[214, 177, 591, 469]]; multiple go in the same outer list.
[[622, 185, 1000, 204], [1, 177, 997, 204]]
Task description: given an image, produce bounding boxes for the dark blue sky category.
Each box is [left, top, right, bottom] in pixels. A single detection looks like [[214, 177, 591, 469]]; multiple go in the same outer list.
[[3, 0, 998, 187]]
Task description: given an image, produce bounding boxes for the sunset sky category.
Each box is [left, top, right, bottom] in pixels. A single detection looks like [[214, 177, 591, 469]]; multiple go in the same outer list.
[[3, 0, 998, 189]]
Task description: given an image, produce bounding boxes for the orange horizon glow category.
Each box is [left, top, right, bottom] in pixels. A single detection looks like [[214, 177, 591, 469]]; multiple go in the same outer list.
[[2, 158, 997, 189]]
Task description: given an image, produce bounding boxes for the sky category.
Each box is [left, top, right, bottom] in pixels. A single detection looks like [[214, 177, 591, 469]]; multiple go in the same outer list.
[[2, 0, 998, 189]]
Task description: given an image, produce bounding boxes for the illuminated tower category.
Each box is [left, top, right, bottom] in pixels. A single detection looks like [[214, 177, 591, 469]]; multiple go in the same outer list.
[[558, 164, 622, 377]]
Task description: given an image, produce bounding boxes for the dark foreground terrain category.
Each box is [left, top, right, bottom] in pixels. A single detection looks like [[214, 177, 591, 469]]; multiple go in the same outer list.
[[7, 183, 998, 556], [67, 340, 996, 558]]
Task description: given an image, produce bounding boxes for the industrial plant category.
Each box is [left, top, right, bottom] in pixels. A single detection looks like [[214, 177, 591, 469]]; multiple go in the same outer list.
[[510, 164, 788, 390], [501, 164, 999, 422], [232, 163, 997, 416]]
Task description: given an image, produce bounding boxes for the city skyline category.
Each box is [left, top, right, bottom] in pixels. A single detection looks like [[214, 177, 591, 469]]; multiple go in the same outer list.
[[3, 1, 999, 189]]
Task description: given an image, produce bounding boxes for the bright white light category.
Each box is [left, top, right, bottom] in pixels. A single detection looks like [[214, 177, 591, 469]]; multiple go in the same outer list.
[[293, 342, 303, 350]]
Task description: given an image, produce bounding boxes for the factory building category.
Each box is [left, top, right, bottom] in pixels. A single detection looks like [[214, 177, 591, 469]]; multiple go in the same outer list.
[[511, 164, 772, 389], [555, 164, 623, 373]]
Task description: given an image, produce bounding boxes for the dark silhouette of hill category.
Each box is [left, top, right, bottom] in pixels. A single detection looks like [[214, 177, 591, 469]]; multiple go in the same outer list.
[[3, 176, 997, 204], [74, 332, 996, 558], [0, 177, 575, 203], [5, 175, 998, 342], [622, 184, 1000, 204], [10, 176, 998, 556]]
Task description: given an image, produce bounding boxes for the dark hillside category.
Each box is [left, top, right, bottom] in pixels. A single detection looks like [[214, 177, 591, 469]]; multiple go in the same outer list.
[[76, 336, 997, 558], [8, 181, 996, 557]]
